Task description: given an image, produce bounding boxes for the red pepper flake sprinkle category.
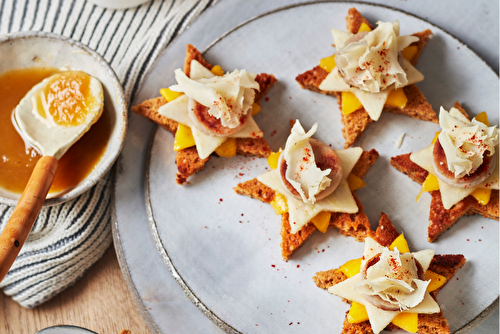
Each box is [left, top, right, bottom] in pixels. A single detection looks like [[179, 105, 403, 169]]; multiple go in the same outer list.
[[297, 265, 300, 268], [467, 239, 469, 241], [271, 265, 275, 267], [265, 97, 269, 101]]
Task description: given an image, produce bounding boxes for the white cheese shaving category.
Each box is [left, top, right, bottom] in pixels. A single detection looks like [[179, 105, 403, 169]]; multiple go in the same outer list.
[[438, 106, 499, 178], [319, 21, 424, 121], [395, 133, 406, 148], [282, 121, 332, 205], [335, 21, 418, 93], [169, 60, 259, 129]]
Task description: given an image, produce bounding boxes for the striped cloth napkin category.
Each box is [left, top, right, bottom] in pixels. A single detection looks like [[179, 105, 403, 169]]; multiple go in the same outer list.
[[0, 0, 215, 308]]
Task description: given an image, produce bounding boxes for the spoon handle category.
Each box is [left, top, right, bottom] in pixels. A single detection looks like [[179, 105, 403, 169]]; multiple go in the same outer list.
[[0, 156, 58, 282]]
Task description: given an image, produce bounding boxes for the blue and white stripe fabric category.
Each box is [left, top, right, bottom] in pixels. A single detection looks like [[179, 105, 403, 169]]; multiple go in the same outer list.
[[0, 0, 215, 308]]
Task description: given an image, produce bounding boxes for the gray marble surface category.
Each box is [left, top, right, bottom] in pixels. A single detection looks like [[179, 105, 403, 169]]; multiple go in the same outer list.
[[113, 0, 499, 333]]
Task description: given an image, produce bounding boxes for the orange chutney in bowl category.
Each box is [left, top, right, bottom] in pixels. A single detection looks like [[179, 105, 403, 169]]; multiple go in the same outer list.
[[0, 67, 111, 196]]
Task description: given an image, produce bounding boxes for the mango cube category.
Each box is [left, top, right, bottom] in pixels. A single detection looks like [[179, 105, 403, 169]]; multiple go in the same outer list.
[[425, 270, 447, 292], [347, 302, 369, 324], [386, 88, 408, 108], [357, 22, 372, 33], [348, 174, 366, 191], [319, 55, 336, 73], [311, 211, 331, 233], [471, 188, 491, 205], [211, 65, 224, 76], [474, 111, 490, 126], [160, 88, 183, 102], [401, 45, 418, 62], [389, 234, 410, 253], [270, 192, 288, 215], [341, 92, 363, 115], [173, 124, 195, 151], [252, 103, 261, 116], [391, 312, 418, 333], [267, 149, 282, 170], [416, 173, 439, 202], [215, 138, 237, 158], [339, 258, 362, 278]]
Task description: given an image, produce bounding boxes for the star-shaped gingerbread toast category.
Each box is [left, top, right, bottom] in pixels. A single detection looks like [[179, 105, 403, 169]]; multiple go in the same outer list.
[[391, 102, 499, 242], [313, 212, 466, 334], [296, 8, 436, 148], [234, 145, 379, 260], [132, 44, 277, 184]]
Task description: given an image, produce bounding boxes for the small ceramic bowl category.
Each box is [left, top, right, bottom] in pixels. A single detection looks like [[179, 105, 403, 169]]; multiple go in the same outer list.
[[0, 31, 127, 207]]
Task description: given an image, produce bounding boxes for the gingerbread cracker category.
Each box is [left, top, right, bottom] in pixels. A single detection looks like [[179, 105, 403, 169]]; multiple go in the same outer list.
[[391, 102, 499, 242], [313, 213, 466, 334], [132, 45, 277, 184], [296, 8, 436, 148], [234, 148, 379, 260]]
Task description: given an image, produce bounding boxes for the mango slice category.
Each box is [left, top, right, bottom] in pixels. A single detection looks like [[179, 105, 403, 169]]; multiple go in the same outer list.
[[348, 174, 366, 191], [431, 131, 441, 144], [392, 312, 418, 333], [173, 124, 195, 151], [339, 258, 362, 278], [389, 234, 410, 253], [211, 65, 224, 76], [425, 270, 447, 292], [160, 88, 183, 102], [474, 111, 490, 126], [319, 55, 336, 73], [416, 173, 439, 202], [471, 188, 492, 205], [215, 138, 237, 158], [386, 88, 408, 108], [252, 103, 261, 116], [401, 45, 418, 62], [268, 149, 282, 170], [357, 22, 372, 33], [347, 302, 369, 324], [311, 211, 331, 233], [270, 192, 288, 215], [342, 92, 363, 115]]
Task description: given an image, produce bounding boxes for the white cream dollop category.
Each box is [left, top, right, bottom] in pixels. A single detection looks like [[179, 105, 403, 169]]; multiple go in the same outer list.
[[438, 107, 499, 178], [282, 121, 332, 205], [170, 67, 259, 128], [334, 21, 419, 93], [356, 247, 430, 311]]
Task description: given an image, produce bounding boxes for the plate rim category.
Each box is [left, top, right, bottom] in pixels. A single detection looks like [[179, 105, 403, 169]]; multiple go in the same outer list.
[[137, 1, 498, 333]]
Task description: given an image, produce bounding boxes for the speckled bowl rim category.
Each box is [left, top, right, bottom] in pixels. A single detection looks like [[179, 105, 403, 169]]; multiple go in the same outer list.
[[0, 31, 127, 207]]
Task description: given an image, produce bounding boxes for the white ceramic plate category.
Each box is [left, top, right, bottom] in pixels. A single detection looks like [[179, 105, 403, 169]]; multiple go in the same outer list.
[[144, 2, 498, 333]]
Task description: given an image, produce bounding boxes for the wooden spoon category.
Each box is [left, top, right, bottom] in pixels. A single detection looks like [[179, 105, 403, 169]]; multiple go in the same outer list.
[[0, 72, 104, 282]]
